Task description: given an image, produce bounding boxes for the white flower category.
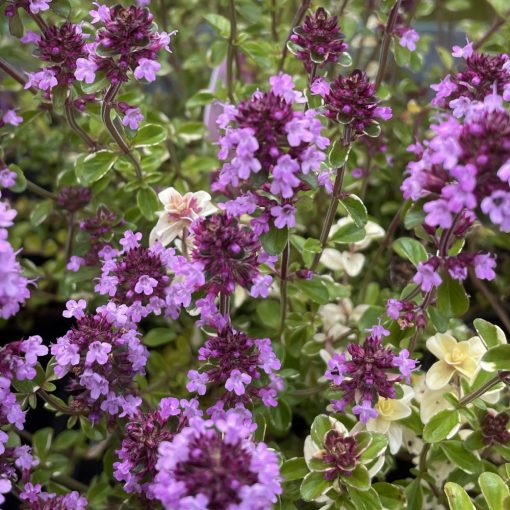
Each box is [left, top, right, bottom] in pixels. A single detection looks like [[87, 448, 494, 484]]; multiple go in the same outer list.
[[365, 386, 414, 454], [425, 333, 486, 390], [314, 298, 368, 343], [149, 187, 216, 246]]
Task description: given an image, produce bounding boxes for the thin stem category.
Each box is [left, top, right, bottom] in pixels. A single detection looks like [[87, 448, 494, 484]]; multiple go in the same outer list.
[[65, 212, 75, 261], [25, 179, 58, 200], [310, 126, 353, 272], [102, 83, 143, 180], [37, 390, 79, 415], [51, 474, 88, 493], [338, 0, 350, 18], [278, 0, 311, 72], [458, 371, 510, 407], [473, 9, 510, 50], [226, 0, 238, 102], [278, 241, 290, 337], [271, 0, 278, 43], [64, 97, 98, 150], [470, 271, 510, 334], [0, 57, 37, 93], [220, 292, 231, 317], [418, 443, 431, 473], [375, 0, 402, 90]]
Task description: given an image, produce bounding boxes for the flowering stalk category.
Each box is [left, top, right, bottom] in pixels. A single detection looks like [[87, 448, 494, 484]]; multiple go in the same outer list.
[[278, 0, 311, 71], [278, 238, 290, 336], [226, 0, 237, 102], [63, 97, 98, 151], [375, 0, 402, 89], [101, 83, 143, 180], [311, 126, 353, 271]]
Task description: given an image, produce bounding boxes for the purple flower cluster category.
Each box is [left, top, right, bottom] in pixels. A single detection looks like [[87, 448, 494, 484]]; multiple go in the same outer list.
[[186, 324, 282, 410], [74, 4, 175, 85], [0, 337, 48, 443], [26, 21, 88, 91], [114, 397, 201, 494], [56, 186, 92, 213], [213, 74, 329, 230], [288, 7, 349, 72], [324, 326, 416, 422], [0, 445, 38, 507], [0, 193, 31, 319], [312, 70, 392, 135], [322, 429, 360, 480], [432, 45, 510, 108], [402, 99, 510, 233], [482, 411, 510, 446], [19, 484, 87, 509], [0, 109, 23, 128], [191, 214, 265, 296], [152, 409, 282, 509], [50, 302, 147, 422]]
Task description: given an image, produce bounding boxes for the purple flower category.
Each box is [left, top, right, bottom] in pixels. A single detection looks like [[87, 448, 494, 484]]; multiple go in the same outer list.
[[225, 370, 252, 396], [452, 40, 474, 59], [134, 275, 159, 295], [474, 253, 496, 280], [0, 168, 16, 189], [86, 341, 112, 365], [26, 69, 58, 91], [250, 274, 272, 299], [67, 255, 85, 272], [28, 0, 51, 14], [270, 155, 301, 198], [310, 77, 331, 97], [325, 353, 347, 385], [392, 349, 417, 382], [20, 30, 41, 44], [386, 298, 403, 320], [352, 400, 378, 423], [270, 203, 296, 229], [134, 58, 161, 82], [399, 29, 420, 51], [413, 261, 442, 292], [152, 411, 282, 509], [122, 107, 144, 130], [74, 58, 97, 84], [56, 186, 92, 213], [2, 109, 23, 126], [288, 7, 349, 72], [186, 370, 208, 395], [89, 2, 111, 23], [63, 299, 87, 319]]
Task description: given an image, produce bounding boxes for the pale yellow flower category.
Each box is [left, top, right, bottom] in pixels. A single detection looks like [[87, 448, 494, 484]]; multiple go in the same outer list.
[[425, 333, 486, 390], [366, 386, 414, 454], [149, 187, 216, 246]]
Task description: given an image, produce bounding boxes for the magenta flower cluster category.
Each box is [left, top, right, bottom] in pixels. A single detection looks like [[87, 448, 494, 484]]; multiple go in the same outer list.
[[213, 74, 329, 231], [324, 326, 416, 422], [152, 409, 282, 509], [186, 324, 282, 410]]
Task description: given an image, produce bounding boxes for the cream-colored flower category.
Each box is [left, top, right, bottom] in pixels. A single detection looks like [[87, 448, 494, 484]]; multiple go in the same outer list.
[[314, 298, 368, 343], [366, 386, 414, 454], [149, 187, 216, 246], [425, 333, 486, 390]]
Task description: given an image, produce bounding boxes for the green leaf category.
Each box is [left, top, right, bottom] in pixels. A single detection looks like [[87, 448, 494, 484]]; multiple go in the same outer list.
[[132, 124, 167, 147], [444, 482, 475, 510], [392, 237, 428, 267], [343, 464, 370, 491], [347, 486, 382, 509], [143, 327, 176, 347], [360, 433, 388, 462], [303, 238, 322, 253], [328, 141, 351, 167], [294, 277, 330, 304], [186, 90, 216, 108], [33, 428, 53, 460], [439, 441, 481, 475], [362, 122, 381, 138], [428, 307, 449, 333], [8, 13, 23, 38], [8, 164, 27, 192], [479, 472, 510, 510], [268, 398, 292, 432], [423, 409, 460, 443], [75, 150, 118, 185], [481, 344, 510, 371], [300, 471, 330, 501], [311, 414, 333, 446], [486, 0, 508, 15], [260, 226, 288, 256], [341, 194, 368, 228], [30, 200, 54, 227], [405, 479, 423, 509], [373, 482, 407, 510], [256, 300, 280, 330], [203, 13, 231, 37], [474, 318, 507, 349], [81, 72, 110, 94], [437, 275, 469, 318], [281, 457, 309, 482], [330, 222, 366, 244], [50, 0, 71, 17], [136, 187, 160, 220]]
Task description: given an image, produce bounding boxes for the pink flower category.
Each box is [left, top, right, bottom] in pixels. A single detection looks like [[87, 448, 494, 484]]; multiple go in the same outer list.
[[134, 58, 161, 82], [452, 39, 474, 59], [28, 0, 51, 14], [63, 299, 87, 319], [270, 204, 296, 229], [122, 107, 144, 130], [20, 30, 41, 44], [89, 2, 111, 23], [250, 274, 272, 298], [225, 369, 252, 396], [399, 29, 420, 51], [2, 109, 23, 126], [74, 58, 97, 84], [413, 261, 442, 292], [86, 341, 112, 365], [310, 77, 330, 97]]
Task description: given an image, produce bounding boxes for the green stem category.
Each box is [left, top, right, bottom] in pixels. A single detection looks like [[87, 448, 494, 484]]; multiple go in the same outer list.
[[64, 97, 98, 150], [0, 57, 37, 93], [278, 0, 311, 72], [51, 474, 88, 493], [65, 212, 75, 261], [38, 389, 78, 415], [473, 9, 510, 50], [26, 180, 58, 200], [375, 0, 402, 89], [458, 371, 510, 407], [226, 0, 238, 102], [310, 126, 353, 272], [278, 241, 290, 338], [102, 84, 143, 180]]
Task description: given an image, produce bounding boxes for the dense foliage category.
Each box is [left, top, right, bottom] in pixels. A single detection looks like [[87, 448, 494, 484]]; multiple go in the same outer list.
[[1, 0, 510, 508]]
